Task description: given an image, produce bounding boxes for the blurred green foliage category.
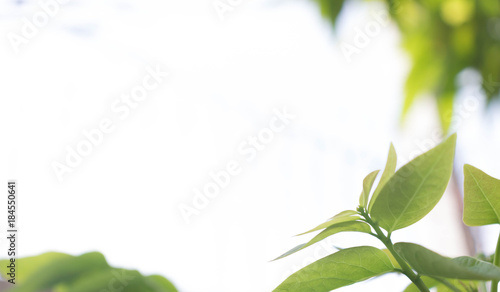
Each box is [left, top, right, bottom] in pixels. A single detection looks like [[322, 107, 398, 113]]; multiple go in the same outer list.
[[313, 0, 500, 131], [0, 252, 177, 292]]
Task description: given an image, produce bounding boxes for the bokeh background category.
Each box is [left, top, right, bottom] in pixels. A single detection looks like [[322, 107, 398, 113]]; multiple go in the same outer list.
[[1, 0, 500, 291]]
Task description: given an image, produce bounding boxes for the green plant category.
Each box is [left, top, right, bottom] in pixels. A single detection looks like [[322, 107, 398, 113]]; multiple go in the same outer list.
[[273, 133, 500, 292], [0, 252, 177, 292]]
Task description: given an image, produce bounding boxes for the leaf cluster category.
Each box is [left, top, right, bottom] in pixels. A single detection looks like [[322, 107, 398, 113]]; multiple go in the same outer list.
[[274, 134, 500, 292]]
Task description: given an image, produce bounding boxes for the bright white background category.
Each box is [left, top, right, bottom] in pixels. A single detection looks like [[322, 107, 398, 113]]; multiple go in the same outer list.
[[1, 0, 500, 291]]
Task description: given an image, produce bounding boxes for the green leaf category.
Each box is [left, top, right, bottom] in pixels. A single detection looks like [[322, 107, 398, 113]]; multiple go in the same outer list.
[[57, 269, 157, 292], [147, 275, 179, 292], [0, 252, 71, 284], [369, 144, 397, 212], [328, 210, 358, 219], [312, 0, 346, 28], [463, 164, 500, 226], [5, 253, 178, 292], [57, 269, 177, 292], [370, 134, 456, 232], [273, 246, 394, 292], [298, 210, 360, 236], [359, 170, 380, 208], [274, 221, 371, 260], [395, 242, 500, 281], [381, 249, 401, 269], [7, 252, 110, 292]]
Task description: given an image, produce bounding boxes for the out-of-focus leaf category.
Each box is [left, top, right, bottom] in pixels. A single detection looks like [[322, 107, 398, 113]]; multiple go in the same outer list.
[[440, 0, 475, 27], [309, 0, 500, 128], [146, 275, 179, 292], [312, 0, 346, 28], [7, 252, 110, 292], [0, 252, 71, 284], [2, 252, 177, 292], [273, 246, 394, 292]]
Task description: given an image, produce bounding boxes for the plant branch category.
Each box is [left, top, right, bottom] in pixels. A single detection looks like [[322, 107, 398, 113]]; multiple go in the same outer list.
[[360, 210, 430, 292], [492, 231, 500, 292]]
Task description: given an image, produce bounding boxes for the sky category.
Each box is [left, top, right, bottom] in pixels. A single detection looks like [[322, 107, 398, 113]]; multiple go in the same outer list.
[[1, 0, 500, 291]]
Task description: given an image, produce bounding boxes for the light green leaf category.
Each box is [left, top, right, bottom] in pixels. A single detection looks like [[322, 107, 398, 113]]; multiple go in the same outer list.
[[370, 134, 456, 232], [359, 170, 380, 208], [57, 269, 156, 292], [273, 246, 394, 292], [463, 164, 500, 226], [57, 269, 177, 292], [381, 249, 401, 269], [274, 221, 371, 260], [5, 252, 178, 292], [369, 144, 397, 212], [298, 210, 360, 236], [395, 242, 500, 281], [329, 210, 358, 219], [0, 252, 71, 284], [7, 252, 110, 292]]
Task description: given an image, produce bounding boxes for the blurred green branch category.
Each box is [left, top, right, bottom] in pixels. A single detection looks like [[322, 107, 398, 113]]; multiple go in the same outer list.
[[313, 0, 500, 131]]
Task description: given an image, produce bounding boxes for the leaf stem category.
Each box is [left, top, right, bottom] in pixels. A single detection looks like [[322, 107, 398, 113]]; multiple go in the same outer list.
[[361, 210, 430, 292], [492, 231, 500, 292]]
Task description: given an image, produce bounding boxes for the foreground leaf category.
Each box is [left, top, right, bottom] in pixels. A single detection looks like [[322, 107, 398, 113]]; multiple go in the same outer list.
[[57, 269, 177, 292], [359, 170, 380, 208], [7, 252, 110, 292], [369, 144, 397, 212], [463, 164, 500, 226], [273, 246, 394, 292], [371, 134, 456, 232], [0, 252, 71, 283], [395, 242, 500, 281], [274, 221, 371, 260], [147, 275, 179, 292], [298, 210, 360, 236], [2, 252, 177, 292]]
